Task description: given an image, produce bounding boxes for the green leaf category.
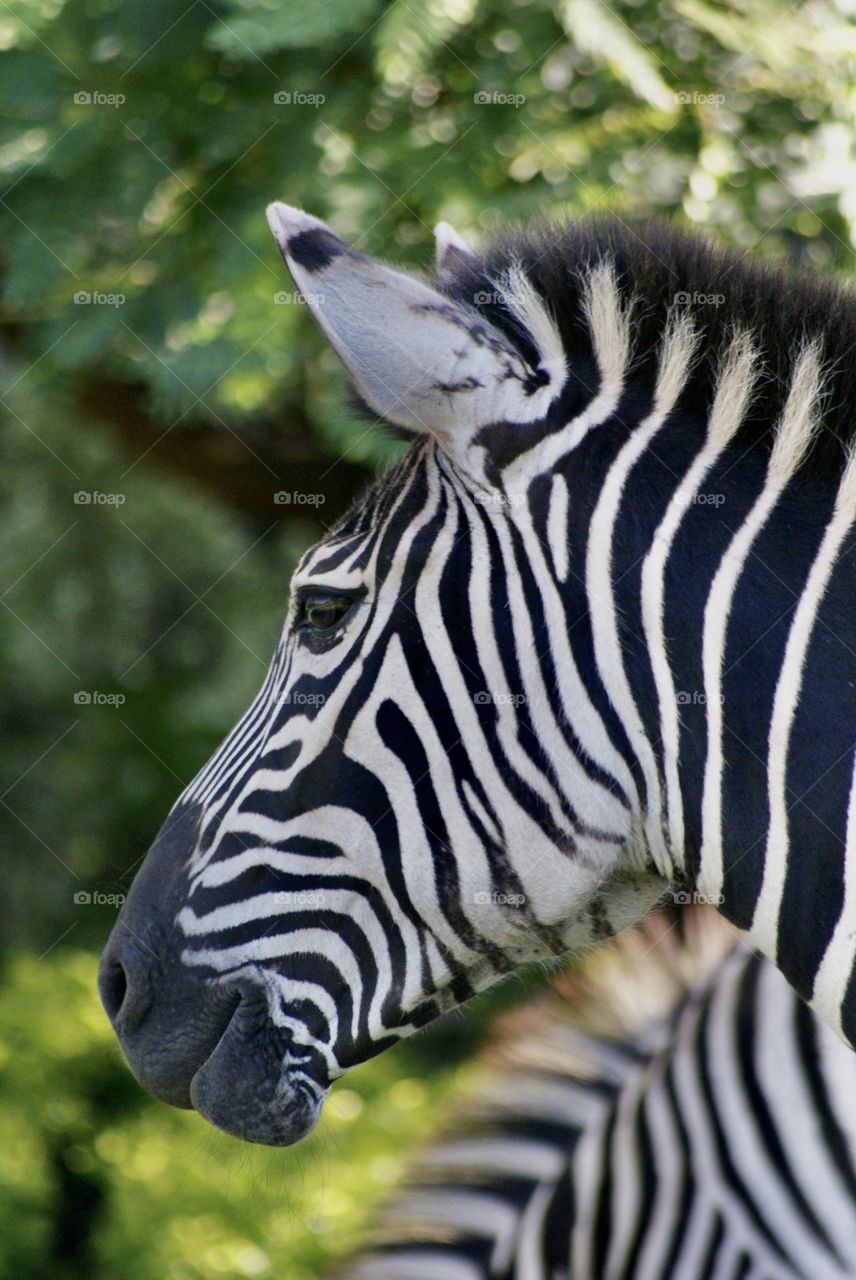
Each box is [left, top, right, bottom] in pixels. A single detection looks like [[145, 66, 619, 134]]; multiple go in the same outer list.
[[206, 0, 383, 56], [560, 0, 677, 114]]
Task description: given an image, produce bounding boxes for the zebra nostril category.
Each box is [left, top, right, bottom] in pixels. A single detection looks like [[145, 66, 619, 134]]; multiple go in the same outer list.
[[98, 941, 153, 1032], [99, 956, 129, 1022]]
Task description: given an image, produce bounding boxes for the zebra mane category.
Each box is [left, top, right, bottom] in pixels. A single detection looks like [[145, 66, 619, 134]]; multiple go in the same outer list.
[[433, 215, 856, 481]]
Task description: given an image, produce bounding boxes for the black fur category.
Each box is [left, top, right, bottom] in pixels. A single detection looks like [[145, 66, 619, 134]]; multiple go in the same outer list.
[[286, 226, 350, 272]]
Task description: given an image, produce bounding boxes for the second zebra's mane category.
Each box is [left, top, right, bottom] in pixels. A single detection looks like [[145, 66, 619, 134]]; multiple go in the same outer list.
[[434, 215, 856, 481], [334, 909, 737, 1280], [334, 909, 856, 1279]]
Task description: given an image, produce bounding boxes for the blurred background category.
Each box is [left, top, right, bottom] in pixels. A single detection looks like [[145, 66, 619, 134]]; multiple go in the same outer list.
[[1, 0, 855, 1275]]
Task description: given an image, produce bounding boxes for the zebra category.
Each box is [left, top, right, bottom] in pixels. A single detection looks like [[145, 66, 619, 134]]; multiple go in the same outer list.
[[335, 913, 856, 1280], [99, 204, 856, 1147]]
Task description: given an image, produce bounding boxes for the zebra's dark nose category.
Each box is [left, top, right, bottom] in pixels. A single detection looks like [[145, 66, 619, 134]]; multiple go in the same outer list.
[[98, 799, 233, 1108], [99, 915, 244, 1110], [99, 799, 325, 1144]]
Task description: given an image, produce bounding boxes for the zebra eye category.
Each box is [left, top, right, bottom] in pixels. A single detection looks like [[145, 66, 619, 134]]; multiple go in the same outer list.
[[297, 593, 353, 632]]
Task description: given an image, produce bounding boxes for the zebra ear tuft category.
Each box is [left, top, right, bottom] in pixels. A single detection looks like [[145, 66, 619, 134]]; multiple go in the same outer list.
[[434, 221, 477, 273], [266, 202, 566, 443]]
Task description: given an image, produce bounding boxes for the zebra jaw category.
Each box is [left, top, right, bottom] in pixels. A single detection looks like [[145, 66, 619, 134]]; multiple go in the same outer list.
[[265, 200, 567, 448]]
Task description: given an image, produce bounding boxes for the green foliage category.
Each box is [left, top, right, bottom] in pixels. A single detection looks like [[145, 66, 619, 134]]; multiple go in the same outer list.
[[0, 373, 305, 952], [1, 0, 854, 426], [2, 0, 856, 1273]]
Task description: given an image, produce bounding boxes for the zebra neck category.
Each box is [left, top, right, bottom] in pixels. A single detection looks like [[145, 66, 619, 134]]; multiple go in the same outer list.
[[541, 310, 856, 1050]]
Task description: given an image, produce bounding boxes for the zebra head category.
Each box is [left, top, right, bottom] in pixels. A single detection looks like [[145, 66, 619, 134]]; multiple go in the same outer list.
[[100, 203, 856, 1146], [100, 206, 666, 1145]]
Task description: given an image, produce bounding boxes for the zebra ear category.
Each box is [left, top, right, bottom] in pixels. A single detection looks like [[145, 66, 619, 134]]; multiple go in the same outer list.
[[266, 203, 566, 443], [434, 221, 477, 273]]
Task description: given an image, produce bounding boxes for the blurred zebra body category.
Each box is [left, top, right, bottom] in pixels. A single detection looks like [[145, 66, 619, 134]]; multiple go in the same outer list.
[[338, 920, 856, 1280]]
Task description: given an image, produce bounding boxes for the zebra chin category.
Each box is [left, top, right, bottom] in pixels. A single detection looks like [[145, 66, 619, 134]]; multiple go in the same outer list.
[[188, 1009, 324, 1147]]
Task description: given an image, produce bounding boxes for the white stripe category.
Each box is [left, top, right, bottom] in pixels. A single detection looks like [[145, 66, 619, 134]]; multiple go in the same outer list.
[[699, 342, 824, 902], [641, 331, 759, 870], [547, 471, 570, 582], [811, 751, 856, 1041], [751, 451, 856, 983], [586, 313, 699, 876], [513, 1179, 553, 1280]]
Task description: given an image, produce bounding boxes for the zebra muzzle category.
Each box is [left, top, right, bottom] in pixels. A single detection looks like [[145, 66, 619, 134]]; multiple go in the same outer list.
[[98, 801, 325, 1145]]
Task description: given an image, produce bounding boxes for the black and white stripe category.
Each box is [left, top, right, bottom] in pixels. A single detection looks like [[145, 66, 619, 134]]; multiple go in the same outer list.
[[335, 919, 856, 1279]]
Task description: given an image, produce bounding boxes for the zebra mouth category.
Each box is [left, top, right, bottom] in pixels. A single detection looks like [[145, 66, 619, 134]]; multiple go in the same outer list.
[[187, 982, 325, 1147], [101, 944, 323, 1146]]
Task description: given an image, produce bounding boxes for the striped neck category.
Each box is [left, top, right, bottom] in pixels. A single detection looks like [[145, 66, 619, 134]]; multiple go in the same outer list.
[[526, 267, 856, 1047]]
